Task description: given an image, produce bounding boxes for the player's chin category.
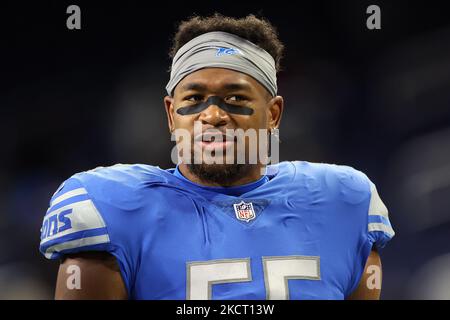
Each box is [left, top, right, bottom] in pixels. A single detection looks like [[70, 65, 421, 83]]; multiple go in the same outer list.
[[187, 162, 252, 185], [189, 158, 246, 173]]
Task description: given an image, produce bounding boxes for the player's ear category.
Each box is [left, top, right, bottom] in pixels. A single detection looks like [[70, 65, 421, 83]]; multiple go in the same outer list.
[[164, 95, 175, 133], [267, 95, 283, 129]]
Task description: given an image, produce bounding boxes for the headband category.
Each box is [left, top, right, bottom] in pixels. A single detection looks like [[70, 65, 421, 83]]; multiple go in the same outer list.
[[166, 31, 277, 97]]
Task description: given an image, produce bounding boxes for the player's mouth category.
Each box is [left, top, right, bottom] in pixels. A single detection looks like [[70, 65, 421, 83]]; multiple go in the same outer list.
[[194, 130, 236, 150]]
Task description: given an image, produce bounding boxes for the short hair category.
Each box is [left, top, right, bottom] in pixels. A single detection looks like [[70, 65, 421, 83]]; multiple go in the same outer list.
[[169, 13, 284, 72]]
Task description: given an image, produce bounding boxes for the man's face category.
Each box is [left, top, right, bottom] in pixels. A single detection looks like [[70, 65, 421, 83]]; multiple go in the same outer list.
[[164, 68, 283, 184]]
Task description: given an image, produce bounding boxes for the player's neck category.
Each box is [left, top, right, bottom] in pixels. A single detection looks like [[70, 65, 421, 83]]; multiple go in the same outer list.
[[178, 163, 265, 187]]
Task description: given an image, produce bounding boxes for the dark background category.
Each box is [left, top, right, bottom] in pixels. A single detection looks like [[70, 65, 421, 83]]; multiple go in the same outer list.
[[1, 0, 450, 299]]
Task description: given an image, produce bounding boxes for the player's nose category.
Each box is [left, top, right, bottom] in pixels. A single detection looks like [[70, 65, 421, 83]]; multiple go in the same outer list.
[[198, 104, 230, 127]]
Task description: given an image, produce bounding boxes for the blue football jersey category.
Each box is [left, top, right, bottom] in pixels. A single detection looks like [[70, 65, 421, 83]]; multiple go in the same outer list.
[[39, 161, 395, 299]]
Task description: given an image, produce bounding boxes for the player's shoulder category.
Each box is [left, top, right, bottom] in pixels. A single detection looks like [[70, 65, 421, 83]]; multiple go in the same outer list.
[[284, 160, 370, 184], [284, 160, 372, 203], [58, 163, 167, 197], [285, 161, 394, 250], [54, 163, 173, 214], [71, 163, 168, 188]]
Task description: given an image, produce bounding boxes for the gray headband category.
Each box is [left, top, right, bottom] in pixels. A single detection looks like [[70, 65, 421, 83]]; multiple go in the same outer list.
[[166, 31, 277, 97]]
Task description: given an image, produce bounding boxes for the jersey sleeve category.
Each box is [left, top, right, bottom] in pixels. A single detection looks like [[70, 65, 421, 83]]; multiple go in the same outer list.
[[366, 182, 395, 250], [39, 177, 111, 259], [340, 167, 395, 297], [39, 174, 133, 295]]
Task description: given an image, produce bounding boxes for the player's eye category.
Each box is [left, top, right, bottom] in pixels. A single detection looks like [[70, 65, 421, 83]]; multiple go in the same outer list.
[[184, 94, 204, 103], [226, 95, 248, 103]]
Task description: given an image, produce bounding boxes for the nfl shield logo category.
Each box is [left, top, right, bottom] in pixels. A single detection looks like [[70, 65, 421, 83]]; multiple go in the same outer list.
[[233, 201, 256, 222]]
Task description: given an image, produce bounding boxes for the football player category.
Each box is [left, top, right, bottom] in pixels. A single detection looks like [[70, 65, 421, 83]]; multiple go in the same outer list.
[[40, 14, 394, 299]]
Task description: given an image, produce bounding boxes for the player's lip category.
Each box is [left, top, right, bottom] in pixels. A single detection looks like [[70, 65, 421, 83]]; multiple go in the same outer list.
[[194, 130, 236, 142]]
